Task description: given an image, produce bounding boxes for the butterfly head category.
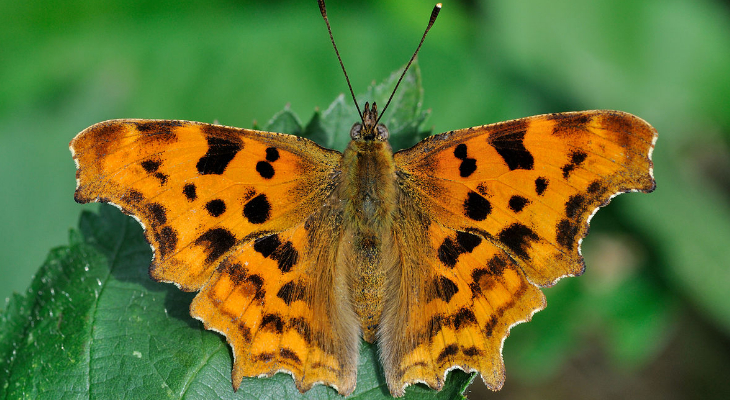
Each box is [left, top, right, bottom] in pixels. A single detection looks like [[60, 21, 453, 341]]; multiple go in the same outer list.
[[351, 102, 389, 142]]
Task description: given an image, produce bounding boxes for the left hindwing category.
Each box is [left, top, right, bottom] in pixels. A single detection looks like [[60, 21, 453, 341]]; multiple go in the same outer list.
[[380, 110, 656, 395]]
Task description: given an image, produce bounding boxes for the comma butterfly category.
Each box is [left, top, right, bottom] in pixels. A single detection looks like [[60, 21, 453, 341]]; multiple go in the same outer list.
[[70, 1, 656, 397]]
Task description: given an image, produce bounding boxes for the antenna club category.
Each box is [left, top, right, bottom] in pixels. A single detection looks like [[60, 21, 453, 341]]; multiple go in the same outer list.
[[427, 4, 441, 30], [432, 4, 442, 22]]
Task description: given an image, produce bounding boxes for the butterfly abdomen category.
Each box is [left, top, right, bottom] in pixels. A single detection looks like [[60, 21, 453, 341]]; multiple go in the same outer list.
[[340, 139, 399, 342]]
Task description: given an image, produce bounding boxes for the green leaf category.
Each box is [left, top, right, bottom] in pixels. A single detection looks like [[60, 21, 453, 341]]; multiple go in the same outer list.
[[1, 67, 471, 398], [306, 94, 359, 151], [0, 204, 471, 399], [263, 105, 304, 136]]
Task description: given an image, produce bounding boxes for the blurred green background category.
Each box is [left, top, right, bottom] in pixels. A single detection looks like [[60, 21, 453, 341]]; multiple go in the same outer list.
[[2, 0, 730, 398]]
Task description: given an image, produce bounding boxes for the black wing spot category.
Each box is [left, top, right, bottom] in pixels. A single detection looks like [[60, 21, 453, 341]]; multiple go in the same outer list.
[[453, 143, 477, 177], [571, 150, 588, 164], [183, 183, 197, 201], [261, 313, 284, 334], [237, 323, 252, 342], [196, 136, 242, 175], [454, 143, 468, 159], [452, 308, 477, 330], [153, 172, 168, 185], [219, 261, 248, 284], [464, 191, 491, 221], [498, 223, 539, 259], [471, 268, 489, 286], [436, 344, 459, 364], [155, 226, 177, 257], [487, 255, 508, 276], [565, 194, 586, 219], [476, 182, 490, 196], [256, 161, 275, 179], [456, 231, 482, 252], [243, 193, 271, 224], [562, 150, 588, 179], [587, 180, 603, 194], [205, 199, 226, 217], [265, 147, 280, 162], [272, 241, 298, 273], [470, 255, 509, 296], [254, 234, 281, 258], [484, 315, 498, 337], [427, 314, 446, 340], [277, 281, 305, 305], [490, 129, 534, 170], [437, 232, 481, 268], [126, 189, 144, 203], [508, 195, 529, 213], [432, 276, 459, 303], [141, 159, 161, 173], [279, 348, 302, 364], [195, 228, 236, 263], [535, 177, 548, 196], [146, 203, 167, 225], [254, 234, 299, 272], [556, 219, 579, 249], [438, 237, 459, 268], [459, 159, 477, 178], [462, 346, 483, 357]]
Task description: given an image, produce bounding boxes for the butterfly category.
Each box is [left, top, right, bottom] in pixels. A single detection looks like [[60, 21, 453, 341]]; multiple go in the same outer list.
[[69, 1, 656, 397]]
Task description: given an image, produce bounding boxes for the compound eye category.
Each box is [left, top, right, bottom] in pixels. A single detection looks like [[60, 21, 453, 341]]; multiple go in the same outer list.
[[350, 123, 363, 140], [375, 124, 389, 141]]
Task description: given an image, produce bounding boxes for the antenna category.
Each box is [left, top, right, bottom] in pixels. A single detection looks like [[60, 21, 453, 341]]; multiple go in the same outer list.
[[318, 0, 363, 122], [376, 3, 441, 126], [318, 1, 442, 127]]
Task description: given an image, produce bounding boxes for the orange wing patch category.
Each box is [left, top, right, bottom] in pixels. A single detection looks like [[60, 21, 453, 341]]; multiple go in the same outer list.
[[381, 221, 545, 396], [71, 109, 656, 397], [395, 111, 656, 286], [192, 222, 359, 394], [70, 119, 359, 393], [387, 110, 656, 394], [72, 120, 339, 289]]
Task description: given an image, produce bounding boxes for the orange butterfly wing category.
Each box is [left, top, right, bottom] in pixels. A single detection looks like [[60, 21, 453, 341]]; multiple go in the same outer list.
[[381, 111, 656, 394], [71, 120, 360, 394]]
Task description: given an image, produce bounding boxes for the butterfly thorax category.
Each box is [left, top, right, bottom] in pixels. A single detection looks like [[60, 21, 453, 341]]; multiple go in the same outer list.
[[340, 112, 397, 342]]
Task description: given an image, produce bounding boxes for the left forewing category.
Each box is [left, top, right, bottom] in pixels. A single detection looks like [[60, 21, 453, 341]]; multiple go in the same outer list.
[[71, 119, 341, 290]]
